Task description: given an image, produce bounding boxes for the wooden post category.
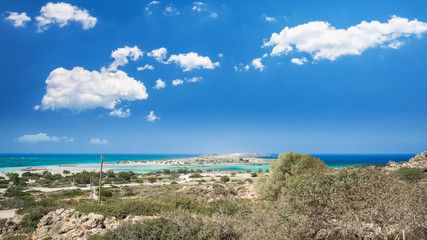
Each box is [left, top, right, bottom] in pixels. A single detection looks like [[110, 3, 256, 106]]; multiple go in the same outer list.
[[98, 155, 103, 205]]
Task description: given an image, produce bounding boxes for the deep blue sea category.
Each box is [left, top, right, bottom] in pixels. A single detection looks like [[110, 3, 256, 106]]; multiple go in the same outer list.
[[0, 153, 416, 172]]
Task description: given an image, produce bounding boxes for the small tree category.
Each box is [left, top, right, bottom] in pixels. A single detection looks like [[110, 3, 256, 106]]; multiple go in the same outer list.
[[256, 152, 327, 199]]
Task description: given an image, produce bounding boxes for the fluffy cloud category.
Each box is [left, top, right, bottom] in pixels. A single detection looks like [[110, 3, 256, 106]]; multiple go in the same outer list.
[[167, 52, 220, 71], [147, 47, 167, 62], [19, 133, 74, 144], [108, 108, 131, 118], [108, 46, 143, 71], [137, 64, 154, 71], [163, 4, 179, 16], [210, 12, 218, 19], [36, 2, 97, 32], [264, 16, 427, 61], [291, 57, 308, 65], [218, 53, 223, 58], [187, 77, 202, 83], [251, 58, 265, 71], [145, 111, 159, 122], [89, 138, 108, 145], [154, 79, 166, 89], [40, 67, 148, 111], [5, 12, 31, 27], [265, 16, 276, 22], [172, 79, 184, 86], [193, 2, 207, 12]]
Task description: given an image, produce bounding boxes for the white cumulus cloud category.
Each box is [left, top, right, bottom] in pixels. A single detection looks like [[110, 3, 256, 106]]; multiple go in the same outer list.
[[167, 52, 220, 71], [108, 108, 131, 118], [40, 67, 148, 112], [145, 111, 159, 122], [193, 2, 207, 12], [36, 2, 97, 32], [5, 12, 31, 27], [137, 64, 154, 71], [18, 133, 74, 144], [251, 58, 265, 71], [89, 138, 108, 145], [147, 47, 167, 62], [108, 46, 143, 71], [265, 16, 276, 22], [264, 16, 427, 61], [291, 57, 308, 65], [154, 79, 166, 89], [172, 79, 183, 86]]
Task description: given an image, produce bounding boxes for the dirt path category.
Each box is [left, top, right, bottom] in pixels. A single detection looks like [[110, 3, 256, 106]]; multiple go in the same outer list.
[[0, 209, 16, 219]]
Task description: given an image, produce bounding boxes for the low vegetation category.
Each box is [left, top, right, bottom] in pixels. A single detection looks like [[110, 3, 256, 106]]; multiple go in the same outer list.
[[1, 152, 426, 239]]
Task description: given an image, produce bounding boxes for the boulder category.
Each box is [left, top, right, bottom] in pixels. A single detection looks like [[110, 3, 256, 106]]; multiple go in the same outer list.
[[30, 208, 153, 239]]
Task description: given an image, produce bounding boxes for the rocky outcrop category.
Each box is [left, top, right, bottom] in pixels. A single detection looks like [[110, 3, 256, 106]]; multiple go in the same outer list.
[[31, 209, 153, 240], [1, 213, 27, 239], [385, 151, 427, 171], [409, 151, 427, 163]]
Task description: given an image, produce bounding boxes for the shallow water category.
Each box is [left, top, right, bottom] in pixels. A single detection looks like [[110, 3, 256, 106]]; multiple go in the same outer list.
[[0, 153, 416, 173]]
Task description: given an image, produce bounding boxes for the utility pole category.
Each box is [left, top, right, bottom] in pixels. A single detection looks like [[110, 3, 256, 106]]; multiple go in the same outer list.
[[90, 175, 93, 204], [98, 155, 103, 205]]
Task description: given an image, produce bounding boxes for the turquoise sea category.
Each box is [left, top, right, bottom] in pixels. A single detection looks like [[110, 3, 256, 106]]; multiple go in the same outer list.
[[0, 153, 416, 173]]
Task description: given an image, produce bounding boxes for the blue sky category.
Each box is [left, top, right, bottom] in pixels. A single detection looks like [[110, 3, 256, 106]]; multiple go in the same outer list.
[[1, 0, 426, 154]]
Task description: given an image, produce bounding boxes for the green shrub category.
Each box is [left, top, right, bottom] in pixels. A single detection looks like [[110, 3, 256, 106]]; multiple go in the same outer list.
[[3, 186, 30, 197], [76, 199, 169, 219], [89, 213, 239, 240], [73, 171, 91, 184], [60, 189, 85, 198], [147, 177, 158, 183], [117, 172, 135, 181], [106, 170, 115, 178], [251, 172, 258, 177], [189, 174, 203, 178], [63, 170, 71, 174], [398, 167, 424, 182], [170, 181, 178, 185], [256, 152, 327, 199], [97, 190, 113, 197], [163, 169, 171, 174], [220, 176, 230, 183]]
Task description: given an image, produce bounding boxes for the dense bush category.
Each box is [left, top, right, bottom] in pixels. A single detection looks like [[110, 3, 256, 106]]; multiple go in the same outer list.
[[117, 171, 135, 181], [220, 176, 230, 183], [398, 167, 424, 182], [73, 171, 92, 184], [89, 213, 240, 240], [3, 186, 30, 197], [189, 174, 203, 178], [277, 167, 427, 239], [256, 152, 327, 199]]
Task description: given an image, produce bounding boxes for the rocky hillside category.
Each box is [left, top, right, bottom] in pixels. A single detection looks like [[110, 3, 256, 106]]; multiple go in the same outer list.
[[386, 151, 427, 171]]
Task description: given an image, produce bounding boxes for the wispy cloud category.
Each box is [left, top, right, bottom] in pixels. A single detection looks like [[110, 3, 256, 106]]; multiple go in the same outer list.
[[18, 133, 74, 144]]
